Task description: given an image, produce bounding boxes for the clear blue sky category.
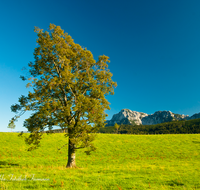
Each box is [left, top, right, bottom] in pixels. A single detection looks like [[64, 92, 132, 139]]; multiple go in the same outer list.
[[1, 0, 200, 132]]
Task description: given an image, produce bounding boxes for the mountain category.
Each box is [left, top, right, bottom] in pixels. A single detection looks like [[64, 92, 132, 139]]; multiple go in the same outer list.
[[106, 109, 194, 126]]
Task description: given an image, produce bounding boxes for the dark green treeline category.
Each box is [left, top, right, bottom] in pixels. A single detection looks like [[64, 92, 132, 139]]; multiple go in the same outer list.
[[100, 118, 200, 134]]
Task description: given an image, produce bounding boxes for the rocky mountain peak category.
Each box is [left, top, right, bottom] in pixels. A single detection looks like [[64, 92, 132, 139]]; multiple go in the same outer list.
[[106, 109, 193, 126], [107, 109, 148, 126]]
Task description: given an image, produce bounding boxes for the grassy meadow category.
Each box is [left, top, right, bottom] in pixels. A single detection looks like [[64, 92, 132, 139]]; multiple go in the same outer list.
[[0, 133, 200, 189]]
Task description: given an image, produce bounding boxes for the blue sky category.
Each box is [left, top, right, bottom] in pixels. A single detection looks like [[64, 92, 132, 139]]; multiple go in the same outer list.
[[1, 0, 200, 132]]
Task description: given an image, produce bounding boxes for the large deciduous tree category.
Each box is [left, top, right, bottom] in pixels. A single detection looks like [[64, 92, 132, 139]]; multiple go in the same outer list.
[[9, 24, 117, 168]]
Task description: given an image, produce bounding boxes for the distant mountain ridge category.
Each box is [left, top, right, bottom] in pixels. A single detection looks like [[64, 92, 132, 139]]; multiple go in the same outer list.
[[106, 109, 200, 126]]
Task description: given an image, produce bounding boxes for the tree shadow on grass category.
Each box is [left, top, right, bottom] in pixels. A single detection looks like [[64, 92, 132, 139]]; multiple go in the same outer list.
[[167, 179, 184, 187], [192, 141, 200, 144], [0, 161, 19, 168]]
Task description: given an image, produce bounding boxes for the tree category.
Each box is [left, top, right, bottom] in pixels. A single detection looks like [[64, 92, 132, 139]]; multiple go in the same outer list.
[[9, 24, 117, 168], [8, 122, 15, 132], [114, 123, 120, 134]]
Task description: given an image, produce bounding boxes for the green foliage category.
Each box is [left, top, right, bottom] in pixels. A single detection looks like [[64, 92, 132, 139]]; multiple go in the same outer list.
[[9, 24, 116, 166], [0, 133, 200, 189], [7, 121, 16, 132], [99, 126, 115, 133], [103, 118, 200, 134], [114, 123, 120, 134]]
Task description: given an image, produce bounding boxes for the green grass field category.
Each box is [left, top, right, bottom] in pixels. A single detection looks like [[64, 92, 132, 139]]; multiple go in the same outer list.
[[0, 133, 200, 189]]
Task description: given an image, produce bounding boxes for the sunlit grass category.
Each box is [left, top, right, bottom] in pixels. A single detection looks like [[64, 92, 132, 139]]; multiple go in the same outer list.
[[0, 133, 200, 189]]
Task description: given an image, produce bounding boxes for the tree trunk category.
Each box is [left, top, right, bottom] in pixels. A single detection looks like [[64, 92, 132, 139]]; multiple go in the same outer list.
[[66, 138, 76, 168]]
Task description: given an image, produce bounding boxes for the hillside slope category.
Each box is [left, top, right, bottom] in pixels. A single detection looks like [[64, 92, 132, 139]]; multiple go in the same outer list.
[[0, 133, 200, 189]]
